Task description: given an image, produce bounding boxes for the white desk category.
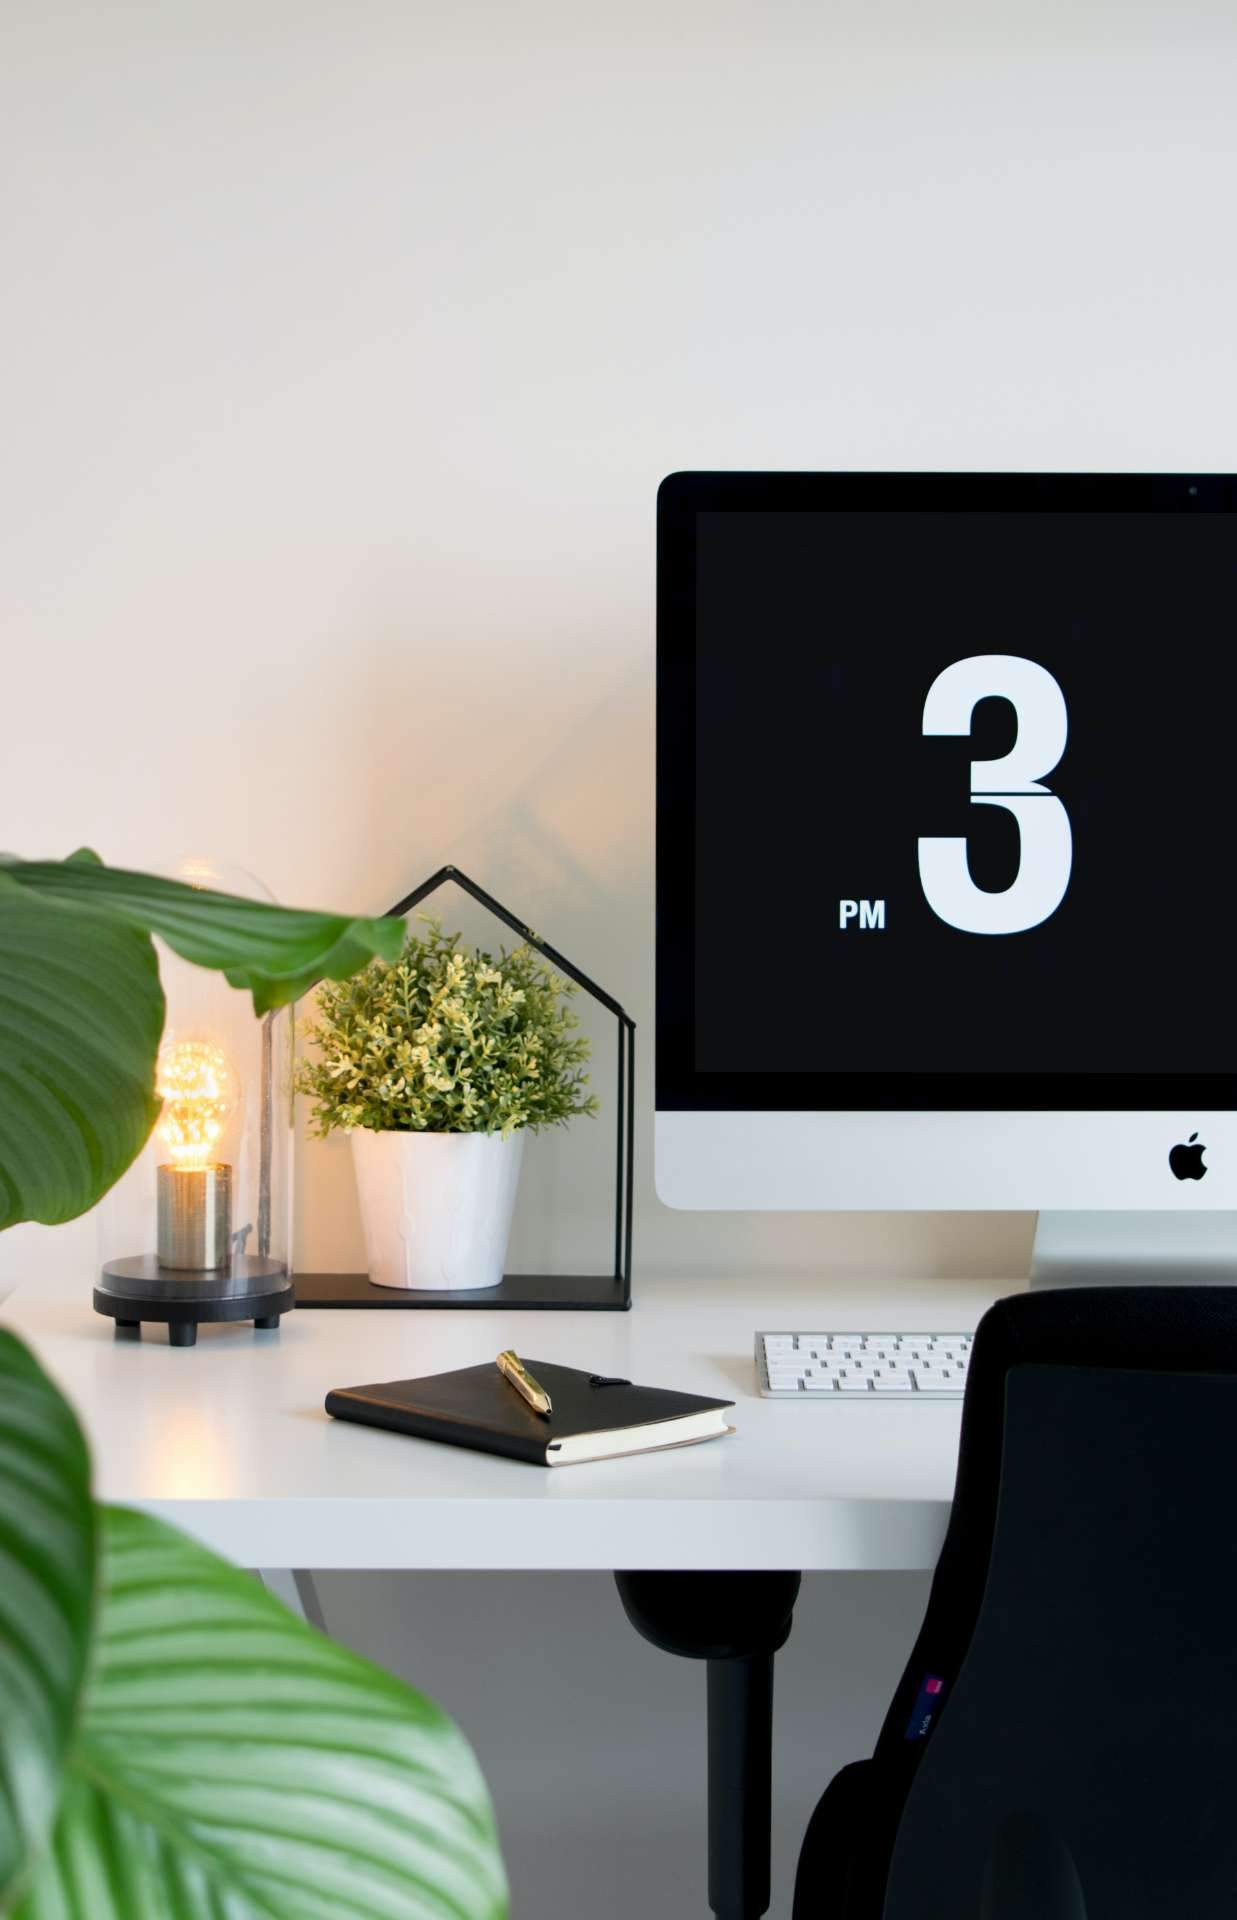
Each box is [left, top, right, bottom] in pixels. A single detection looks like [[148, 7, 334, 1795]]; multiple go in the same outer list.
[[1, 1265, 1001, 1574]]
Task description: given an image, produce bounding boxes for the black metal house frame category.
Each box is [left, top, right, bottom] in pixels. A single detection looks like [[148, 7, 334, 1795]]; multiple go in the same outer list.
[[295, 866, 635, 1311]]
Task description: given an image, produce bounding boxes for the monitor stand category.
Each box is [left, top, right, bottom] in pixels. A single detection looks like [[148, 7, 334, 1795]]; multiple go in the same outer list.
[[1030, 1212, 1237, 1289]]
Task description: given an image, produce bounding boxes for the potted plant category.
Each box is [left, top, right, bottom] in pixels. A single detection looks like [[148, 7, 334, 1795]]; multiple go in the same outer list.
[[298, 920, 597, 1290]]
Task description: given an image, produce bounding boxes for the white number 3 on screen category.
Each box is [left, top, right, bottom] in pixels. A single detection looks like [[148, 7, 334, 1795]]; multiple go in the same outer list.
[[917, 654, 1072, 935]]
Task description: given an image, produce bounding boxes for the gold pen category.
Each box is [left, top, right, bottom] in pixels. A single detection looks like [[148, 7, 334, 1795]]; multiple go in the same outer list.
[[497, 1349, 553, 1418]]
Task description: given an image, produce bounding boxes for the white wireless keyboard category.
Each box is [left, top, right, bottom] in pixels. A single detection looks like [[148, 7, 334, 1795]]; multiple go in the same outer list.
[[756, 1331, 973, 1399]]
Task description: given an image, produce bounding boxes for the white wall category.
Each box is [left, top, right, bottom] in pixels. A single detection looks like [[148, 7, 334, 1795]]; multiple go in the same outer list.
[[8, 0, 1235, 1287], [3, 2, 1235, 1911], [17, 0, 1237, 1292]]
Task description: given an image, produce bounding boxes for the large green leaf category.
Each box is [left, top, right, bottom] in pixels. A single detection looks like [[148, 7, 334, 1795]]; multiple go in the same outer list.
[[0, 885, 163, 1228], [0, 852, 405, 1227], [0, 1333, 96, 1913], [0, 1336, 508, 1920], [1, 855, 405, 1015], [17, 1510, 508, 1920]]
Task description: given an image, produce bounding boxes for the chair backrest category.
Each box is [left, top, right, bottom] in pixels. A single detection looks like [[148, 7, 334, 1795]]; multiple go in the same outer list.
[[873, 1286, 1237, 1919]]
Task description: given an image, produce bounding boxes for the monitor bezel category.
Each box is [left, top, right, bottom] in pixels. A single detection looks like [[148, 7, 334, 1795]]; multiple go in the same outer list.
[[656, 469, 1237, 1114]]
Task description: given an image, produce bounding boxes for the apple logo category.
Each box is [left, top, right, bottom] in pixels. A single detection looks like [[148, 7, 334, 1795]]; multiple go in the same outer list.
[[1169, 1132, 1207, 1181]]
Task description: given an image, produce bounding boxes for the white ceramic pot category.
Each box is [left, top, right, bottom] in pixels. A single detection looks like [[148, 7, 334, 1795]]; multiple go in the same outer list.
[[350, 1129, 525, 1291]]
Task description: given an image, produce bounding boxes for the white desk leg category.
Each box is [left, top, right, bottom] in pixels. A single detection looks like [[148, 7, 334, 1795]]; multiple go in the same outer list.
[[257, 1569, 326, 1632]]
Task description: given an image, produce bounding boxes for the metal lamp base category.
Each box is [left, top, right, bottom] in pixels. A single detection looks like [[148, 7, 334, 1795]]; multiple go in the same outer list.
[[95, 1255, 293, 1347]]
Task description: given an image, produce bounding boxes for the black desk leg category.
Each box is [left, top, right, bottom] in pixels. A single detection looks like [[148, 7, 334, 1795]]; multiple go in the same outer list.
[[615, 1570, 801, 1920], [708, 1654, 775, 1920]]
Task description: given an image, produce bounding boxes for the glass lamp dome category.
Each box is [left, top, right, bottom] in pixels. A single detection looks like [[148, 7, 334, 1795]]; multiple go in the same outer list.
[[95, 859, 295, 1346]]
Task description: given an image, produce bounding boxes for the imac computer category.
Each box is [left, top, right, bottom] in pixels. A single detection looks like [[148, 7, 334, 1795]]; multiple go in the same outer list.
[[655, 471, 1237, 1296]]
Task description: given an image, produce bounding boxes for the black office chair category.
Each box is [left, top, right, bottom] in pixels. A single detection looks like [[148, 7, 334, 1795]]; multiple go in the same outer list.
[[793, 1285, 1237, 1919]]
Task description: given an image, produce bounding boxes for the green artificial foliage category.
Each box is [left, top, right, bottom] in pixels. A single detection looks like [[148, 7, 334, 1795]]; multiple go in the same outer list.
[[0, 1333, 508, 1920], [298, 920, 599, 1137]]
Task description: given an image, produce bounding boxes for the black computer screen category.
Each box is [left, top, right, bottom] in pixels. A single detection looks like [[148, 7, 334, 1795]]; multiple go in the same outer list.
[[656, 473, 1237, 1112]]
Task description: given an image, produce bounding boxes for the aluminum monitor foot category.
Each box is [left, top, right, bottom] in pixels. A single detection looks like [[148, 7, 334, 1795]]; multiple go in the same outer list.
[[1030, 1212, 1237, 1289]]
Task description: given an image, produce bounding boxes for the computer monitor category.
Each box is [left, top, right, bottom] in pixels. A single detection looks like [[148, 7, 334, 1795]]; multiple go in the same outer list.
[[655, 471, 1237, 1220]]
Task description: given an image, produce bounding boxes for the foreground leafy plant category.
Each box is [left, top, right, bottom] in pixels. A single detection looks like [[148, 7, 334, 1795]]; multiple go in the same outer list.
[[0, 847, 508, 1917], [0, 1331, 508, 1920], [0, 850, 405, 1230]]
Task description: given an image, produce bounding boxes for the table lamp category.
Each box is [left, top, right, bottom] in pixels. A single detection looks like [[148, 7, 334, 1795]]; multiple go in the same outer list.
[[94, 858, 295, 1346]]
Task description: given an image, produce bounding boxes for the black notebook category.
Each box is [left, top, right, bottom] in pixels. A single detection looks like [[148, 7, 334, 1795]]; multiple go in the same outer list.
[[325, 1360, 735, 1467]]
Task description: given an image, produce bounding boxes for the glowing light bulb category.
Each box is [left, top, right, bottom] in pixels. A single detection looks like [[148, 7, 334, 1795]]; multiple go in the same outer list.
[[156, 1040, 236, 1170]]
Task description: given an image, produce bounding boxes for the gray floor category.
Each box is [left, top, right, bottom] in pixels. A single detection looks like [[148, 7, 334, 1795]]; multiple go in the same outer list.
[[314, 1570, 931, 1919]]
